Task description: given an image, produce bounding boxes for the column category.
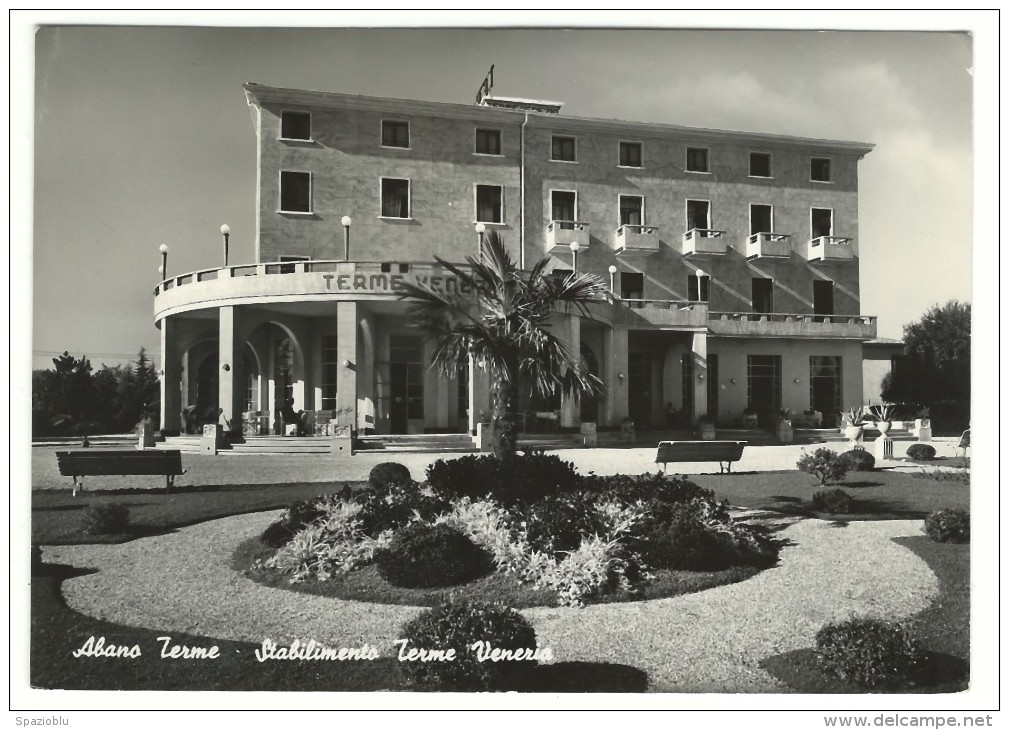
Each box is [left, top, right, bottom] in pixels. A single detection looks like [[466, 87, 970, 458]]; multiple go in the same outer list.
[[159, 318, 181, 433], [559, 313, 581, 428], [604, 327, 629, 426], [217, 306, 242, 435], [691, 331, 708, 423], [467, 353, 490, 434], [333, 301, 358, 455]]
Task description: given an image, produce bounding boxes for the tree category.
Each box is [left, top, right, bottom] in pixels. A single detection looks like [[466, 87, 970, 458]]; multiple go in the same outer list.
[[395, 232, 609, 459], [881, 300, 970, 427], [45, 352, 96, 436]]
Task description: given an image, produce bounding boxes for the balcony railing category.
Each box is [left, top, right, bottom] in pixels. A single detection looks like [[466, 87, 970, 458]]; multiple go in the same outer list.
[[682, 228, 728, 255], [545, 220, 590, 255], [614, 224, 659, 257], [708, 311, 877, 339], [611, 298, 708, 328], [746, 232, 792, 259], [807, 236, 854, 262]]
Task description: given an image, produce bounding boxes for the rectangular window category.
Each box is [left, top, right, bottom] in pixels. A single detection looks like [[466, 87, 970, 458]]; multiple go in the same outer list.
[[750, 204, 773, 235], [750, 152, 772, 177], [551, 190, 576, 223], [813, 280, 835, 321], [811, 208, 833, 239], [321, 335, 339, 410], [280, 111, 312, 141], [810, 356, 843, 426], [279, 255, 309, 274], [619, 141, 643, 168], [381, 120, 410, 148], [279, 171, 311, 213], [686, 199, 710, 231], [621, 271, 644, 305], [619, 195, 644, 226], [811, 157, 832, 182], [747, 355, 782, 419], [476, 184, 503, 223], [551, 135, 576, 162], [475, 128, 502, 155], [687, 274, 709, 302], [381, 178, 410, 218], [752, 277, 774, 313], [686, 147, 709, 173]]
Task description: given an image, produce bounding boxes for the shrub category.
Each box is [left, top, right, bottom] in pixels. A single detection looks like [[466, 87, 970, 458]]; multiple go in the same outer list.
[[812, 488, 854, 514], [374, 523, 492, 588], [261, 519, 299, 548], [923, 509, 969, 544], [797, 448, 849, 486], [912, 469, 970, 485], [815, 618, 925, 687], [80, 503, 130, 535], [425, 452, 581, 504], [398, 600, 540, 690], [369, 462, 412, 489], [841, 449, 875, 472], [905, 444, 937, 462], [582, 472, 716, 505], [522, 492, 609, 556], [356, 483, 451, 538]]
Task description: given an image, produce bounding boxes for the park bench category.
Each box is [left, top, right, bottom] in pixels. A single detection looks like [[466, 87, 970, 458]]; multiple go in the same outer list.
[[655, 440, 747, 474], [56, 450, 185, 496]]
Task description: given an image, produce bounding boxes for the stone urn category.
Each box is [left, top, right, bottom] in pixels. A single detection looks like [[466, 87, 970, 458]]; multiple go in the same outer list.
[[843, 425, 863, 443], [875, 420, 892, 436]]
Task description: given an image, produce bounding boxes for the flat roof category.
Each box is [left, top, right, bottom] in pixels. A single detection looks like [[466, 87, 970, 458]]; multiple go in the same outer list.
[[244, 82, 875, 155]]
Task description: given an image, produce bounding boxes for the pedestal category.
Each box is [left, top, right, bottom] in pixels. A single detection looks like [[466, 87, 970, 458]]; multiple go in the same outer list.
[[137, 421, 155, 450], [776, 421, 793, 444], [620, 420, 636, 442], [201, 423, 223, 455], [330, 420, 353, 457], [699, 423, 716, 441], [873, 436, 894, 461], [916, 426, 932, 442]]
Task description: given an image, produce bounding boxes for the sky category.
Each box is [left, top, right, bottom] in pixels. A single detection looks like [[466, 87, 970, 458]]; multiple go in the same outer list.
[[21, 14, 982, 372]]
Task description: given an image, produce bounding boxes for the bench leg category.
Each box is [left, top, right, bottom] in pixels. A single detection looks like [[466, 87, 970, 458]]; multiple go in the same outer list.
[[166, 474, 174, 494], [72, 476, 82, 497]]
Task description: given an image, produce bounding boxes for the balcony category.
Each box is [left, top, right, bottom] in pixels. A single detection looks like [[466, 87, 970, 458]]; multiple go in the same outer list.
[[545, 220, 590, 256], [682, 228, 728, 256], [611, 299, 708, 329], [807, 236, 854, 262], [614, 224, 659, 258], [708, 311, 877, 339], [153, 260, 469, 323], [746, 232, 792, 259]]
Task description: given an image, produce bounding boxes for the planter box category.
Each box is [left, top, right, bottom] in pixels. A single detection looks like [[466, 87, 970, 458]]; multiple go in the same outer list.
[[699, 423, 716, 441], [776, 420, 793, 443]]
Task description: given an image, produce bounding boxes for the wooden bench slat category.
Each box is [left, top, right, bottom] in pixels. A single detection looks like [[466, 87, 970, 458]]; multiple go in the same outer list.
[[654, 440, 747, 474], [56, 450, 185, 496]]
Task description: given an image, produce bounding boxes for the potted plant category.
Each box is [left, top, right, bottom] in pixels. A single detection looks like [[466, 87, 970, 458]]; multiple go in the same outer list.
[[840, 406, 864, 443], [741, 407, 759, 429], [775, 408, 793, 443], [915, 407, 931, 431], [869, 402, 896, 436]]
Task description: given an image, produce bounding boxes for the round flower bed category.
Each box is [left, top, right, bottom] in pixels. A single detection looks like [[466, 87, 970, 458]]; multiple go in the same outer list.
[[244, 456, 782, 608]]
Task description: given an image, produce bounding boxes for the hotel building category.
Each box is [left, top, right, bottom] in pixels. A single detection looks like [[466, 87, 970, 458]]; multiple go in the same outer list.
[[153, 82, 876, 449]]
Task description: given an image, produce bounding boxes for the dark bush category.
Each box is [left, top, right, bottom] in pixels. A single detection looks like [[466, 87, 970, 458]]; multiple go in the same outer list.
[[425, 452, 581, 504], [630, 498, 778, 571], [812, 488, 855, 514], [582, 472, 716, 505], [816, 619, 925, 687], [522, 492, 608, 556], [905, 444, 937, 462], [80, 503, 130, 535], [369, 462, 412, 489], [356, 483, 451, 538], [797, 448, 849, 486], [923, 509, 969, 544], [374, 523, 492, 588], [260, 519, 299, 548], [841, 449, 876, 472], [398, 600, 540, 690]]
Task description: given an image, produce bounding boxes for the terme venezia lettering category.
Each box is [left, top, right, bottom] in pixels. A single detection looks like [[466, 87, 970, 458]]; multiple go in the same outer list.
[[320, 272, 472, 295]]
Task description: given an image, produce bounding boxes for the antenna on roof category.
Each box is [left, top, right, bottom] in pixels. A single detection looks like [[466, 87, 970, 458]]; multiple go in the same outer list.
[[474, 64, 495, 105]]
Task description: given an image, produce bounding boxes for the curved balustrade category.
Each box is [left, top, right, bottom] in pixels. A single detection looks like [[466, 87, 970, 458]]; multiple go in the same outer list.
[[708, 310, 876, 339]]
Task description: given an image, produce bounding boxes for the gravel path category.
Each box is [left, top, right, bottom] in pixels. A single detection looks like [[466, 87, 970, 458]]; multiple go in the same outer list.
[[43, 513, 937, 693]]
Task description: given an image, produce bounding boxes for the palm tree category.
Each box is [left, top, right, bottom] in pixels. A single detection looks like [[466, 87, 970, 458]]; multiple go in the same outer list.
[[395, 232, 609, 459]]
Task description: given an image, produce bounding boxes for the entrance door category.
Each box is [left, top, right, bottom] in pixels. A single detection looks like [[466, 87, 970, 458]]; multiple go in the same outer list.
[[813, 280, 834, 322], [750, 204, 772, 235], [686, 200, 710, 231], [389, 336, 424, 434], [752, 278, 774, 314], [628, 352, 652, 428], [747, 355, 781, 427], [810, 356, 842, 427], [552, 191, 576, 224]]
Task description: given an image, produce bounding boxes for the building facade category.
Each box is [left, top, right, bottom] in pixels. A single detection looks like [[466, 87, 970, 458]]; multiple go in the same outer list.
[[153, 83, 877, 444]]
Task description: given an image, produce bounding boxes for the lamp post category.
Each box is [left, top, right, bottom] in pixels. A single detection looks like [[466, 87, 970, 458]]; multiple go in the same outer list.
[[341, 216, 352, 260], [608, 264, 618, 296], [569, 241, 580, 274], [220, 224, 231, 266], [475, 222, 486, 258], [159, 244, 169, 280], [695, 268, 708, 301]]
